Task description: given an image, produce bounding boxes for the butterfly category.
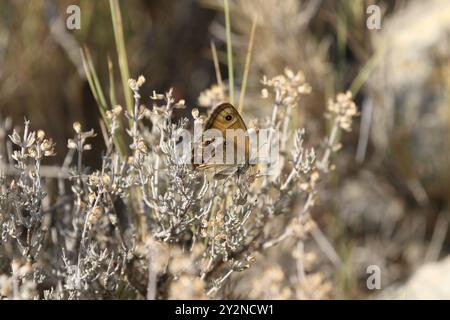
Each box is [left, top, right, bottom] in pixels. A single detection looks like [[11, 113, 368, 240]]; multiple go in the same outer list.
[[193, 102, 252, 180]]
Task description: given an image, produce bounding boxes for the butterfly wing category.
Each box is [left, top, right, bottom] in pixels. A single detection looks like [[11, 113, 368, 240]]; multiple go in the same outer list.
[[205, 103, 248, 133], [205, 103, 249, 165], [194, 103, 249, 175]]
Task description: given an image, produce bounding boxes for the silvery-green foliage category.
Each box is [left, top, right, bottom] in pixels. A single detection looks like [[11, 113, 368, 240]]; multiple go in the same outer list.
[[0, 71, 357, 300]]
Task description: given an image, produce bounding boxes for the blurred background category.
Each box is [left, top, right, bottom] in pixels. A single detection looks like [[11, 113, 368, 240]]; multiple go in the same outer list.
[[0, 0, 449, 298]]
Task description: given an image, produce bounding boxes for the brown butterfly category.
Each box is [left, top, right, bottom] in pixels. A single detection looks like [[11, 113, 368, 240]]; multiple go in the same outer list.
[[193, 102, 252, 179]]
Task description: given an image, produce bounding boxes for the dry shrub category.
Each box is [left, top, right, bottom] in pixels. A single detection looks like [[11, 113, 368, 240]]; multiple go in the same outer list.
[[0, 69, 357, 299]]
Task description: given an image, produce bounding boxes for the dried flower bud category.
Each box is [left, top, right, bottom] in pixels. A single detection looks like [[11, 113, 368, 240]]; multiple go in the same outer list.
[[113, 105, 123, 116], [298, 84, 312, 94], [137, 140, 148, 154], [88, 172, 100, 186], [102, 174, 111, 185], [326, 91, 358, 132], [88, 192, 96, 204], [44, 149, 56, 157], [137, 75, 146, 87], [28, 147, 37, 158], [67, 139, 77, 149], [40, 139, 53, 152], [177, 99, 185, 106], [285, 68, 295, 78], [88, 206, 102, 225], [215, 210, 224, 223], [128, 78, 138, 91], [198, 85, 225, 108], [262, 69, 311, 107], [191, 108, 199, 120], [37, 130, 45, 140], [73, 122, 82, 134]]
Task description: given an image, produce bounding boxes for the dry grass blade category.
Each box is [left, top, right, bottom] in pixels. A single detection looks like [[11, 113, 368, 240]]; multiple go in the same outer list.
[[81, 47, 126, 158], [109, 0, 133, 115], [81, 47, 108, 120], [210, 40, 224, 92], [237, 15, 257, 114], [108, 55, 118, 109], [224, 0, 234, 104]]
